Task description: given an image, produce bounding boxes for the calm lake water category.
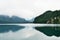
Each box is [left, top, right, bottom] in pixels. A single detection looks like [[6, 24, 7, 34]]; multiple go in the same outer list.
[[0, 24, 60, 40]]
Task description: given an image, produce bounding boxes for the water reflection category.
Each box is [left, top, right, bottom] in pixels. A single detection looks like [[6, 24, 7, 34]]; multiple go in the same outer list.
[[0, 25, 37, 40], [35, 26, 60, 37], [0, 25, 25, 33], [0, 24, 60, 40]]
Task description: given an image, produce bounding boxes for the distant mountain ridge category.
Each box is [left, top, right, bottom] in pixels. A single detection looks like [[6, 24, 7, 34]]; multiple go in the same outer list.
[[0, 15, 29, 23]]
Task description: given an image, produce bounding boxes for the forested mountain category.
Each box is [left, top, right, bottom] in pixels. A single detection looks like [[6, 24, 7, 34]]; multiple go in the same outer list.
[[0, 15, 28, 23], [34, 10, 60, 37], [33, 10, 60, 24]]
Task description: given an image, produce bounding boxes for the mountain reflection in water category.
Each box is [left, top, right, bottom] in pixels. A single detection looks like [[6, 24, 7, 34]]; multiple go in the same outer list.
[[0, 25, 25, 33], [0, 24, 60, 40], [35, 26, 60, 37], [0, 24, 60, 37]]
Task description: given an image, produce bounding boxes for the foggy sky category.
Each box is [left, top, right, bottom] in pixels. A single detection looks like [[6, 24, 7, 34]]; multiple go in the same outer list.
[[0, 0, 60, 20]]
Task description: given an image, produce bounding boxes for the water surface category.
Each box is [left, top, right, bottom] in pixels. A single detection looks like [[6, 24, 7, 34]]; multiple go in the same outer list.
[[0, 24, 60, 40]]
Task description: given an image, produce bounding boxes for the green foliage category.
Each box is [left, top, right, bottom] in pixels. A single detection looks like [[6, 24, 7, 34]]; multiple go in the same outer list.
[[33, 10, 60, 24]]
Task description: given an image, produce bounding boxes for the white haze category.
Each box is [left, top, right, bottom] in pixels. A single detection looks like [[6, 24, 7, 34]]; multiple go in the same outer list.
[[0, 0, 60, 20]]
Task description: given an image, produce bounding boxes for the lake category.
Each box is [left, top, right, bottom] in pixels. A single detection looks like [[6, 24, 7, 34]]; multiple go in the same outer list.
[[0, 24, 60, 40]]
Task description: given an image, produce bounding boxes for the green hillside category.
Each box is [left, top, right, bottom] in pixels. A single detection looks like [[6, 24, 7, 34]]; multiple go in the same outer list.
[[33, 10, 60, 24]]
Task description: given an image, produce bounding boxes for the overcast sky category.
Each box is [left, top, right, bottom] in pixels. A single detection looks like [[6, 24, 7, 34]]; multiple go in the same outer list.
[[0, 0, 60, 20]]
